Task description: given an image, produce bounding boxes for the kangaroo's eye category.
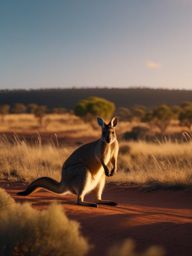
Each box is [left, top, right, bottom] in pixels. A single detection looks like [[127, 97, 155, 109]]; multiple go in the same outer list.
[[112, 131, 115, 135]]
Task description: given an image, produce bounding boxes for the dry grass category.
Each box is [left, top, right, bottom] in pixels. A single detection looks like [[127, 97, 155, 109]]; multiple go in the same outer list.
[[111, 140, 192, 188], [0, 113, 99, 136], [0, 188, 89, 256], [0, 136, 72, 182], [108, 239, 165, 256], [0, 135, 192, 188]]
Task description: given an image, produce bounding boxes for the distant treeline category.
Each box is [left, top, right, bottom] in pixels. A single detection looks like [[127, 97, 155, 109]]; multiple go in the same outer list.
[[1, 88, 192, 109]]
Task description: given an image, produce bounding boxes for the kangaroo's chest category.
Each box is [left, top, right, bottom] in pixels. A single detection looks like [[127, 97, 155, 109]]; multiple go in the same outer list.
[[103, 147, 112, 165]]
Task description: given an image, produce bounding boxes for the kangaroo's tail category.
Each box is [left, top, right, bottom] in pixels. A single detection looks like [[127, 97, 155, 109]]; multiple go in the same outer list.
[[17, 177, 65, 196]]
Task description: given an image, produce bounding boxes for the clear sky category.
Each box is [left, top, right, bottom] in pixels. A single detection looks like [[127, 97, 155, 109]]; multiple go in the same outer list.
[[0, 0, 192, 90]]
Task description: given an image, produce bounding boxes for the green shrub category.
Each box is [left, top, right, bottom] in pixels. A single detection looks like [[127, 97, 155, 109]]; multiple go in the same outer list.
[[123, 126, 150, 141], [152, 105, 173, 133], [74, 96, 115, 120], [0, 189, 89, 256], [179, 108, 192, 129], [0, 104, 10, 121], [12, 103, 27, 114]]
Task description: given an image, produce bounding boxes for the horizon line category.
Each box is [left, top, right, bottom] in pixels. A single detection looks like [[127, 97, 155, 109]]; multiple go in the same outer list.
[[0, 86, 192, 91]]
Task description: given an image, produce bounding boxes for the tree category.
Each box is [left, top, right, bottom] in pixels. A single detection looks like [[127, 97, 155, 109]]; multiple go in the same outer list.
[[180, 101, 192, 109], [34, 105, 48, 127], [27, 103, 39, 114], [142, 110, 155, 129], [52, 107, 67, 114], [152, 104, 173, 133], [131, 105, 146, 121], [0, 104, 10, 122], [179, 107, 192, 130], [170, 105, 182, 120], [116, 107, 133, 121], [74, 96, 115, 121], [12, 103, 27, 114]]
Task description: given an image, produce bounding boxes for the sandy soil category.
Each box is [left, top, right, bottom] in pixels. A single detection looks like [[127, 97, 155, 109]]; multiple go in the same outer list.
[[2, 182, 192, 256]]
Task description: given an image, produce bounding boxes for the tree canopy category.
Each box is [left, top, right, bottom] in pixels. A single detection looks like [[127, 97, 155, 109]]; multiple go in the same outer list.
[[74, 96, 115, 120]]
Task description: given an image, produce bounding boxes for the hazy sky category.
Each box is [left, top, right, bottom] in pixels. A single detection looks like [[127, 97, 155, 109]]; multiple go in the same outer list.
[[0, 0, 192, 90]]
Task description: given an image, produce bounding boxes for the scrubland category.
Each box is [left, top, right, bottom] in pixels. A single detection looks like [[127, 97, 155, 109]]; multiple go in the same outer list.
[[0, 114, 191, 256], [0, 113, 192, 188]]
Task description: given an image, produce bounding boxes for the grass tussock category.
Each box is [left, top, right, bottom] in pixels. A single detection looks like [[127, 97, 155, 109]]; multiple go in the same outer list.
[[108, 239, 165, 256], [0, 188, 89, 256], [0, 136, 73, 181], [112, 141, 192, 188], [0, 136, 192, 187], [0, 187, 15, 209]]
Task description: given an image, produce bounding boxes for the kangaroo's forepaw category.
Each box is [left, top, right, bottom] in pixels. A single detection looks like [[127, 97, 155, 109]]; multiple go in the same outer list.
[[104, 169, 111, 177]]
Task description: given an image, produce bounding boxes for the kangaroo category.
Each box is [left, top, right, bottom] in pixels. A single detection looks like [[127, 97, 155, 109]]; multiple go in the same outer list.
[[18, 117, 119, 207]]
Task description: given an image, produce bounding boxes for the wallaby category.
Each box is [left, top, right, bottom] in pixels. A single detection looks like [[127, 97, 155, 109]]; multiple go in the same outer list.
[[18, 117, 119, 207]]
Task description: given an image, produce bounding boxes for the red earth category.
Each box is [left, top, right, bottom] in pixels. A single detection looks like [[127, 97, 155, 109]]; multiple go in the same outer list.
[[2, 181, 192, 256]]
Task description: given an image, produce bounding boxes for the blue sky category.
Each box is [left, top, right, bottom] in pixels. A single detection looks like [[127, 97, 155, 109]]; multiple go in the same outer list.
[[0, 0, 192, 89]]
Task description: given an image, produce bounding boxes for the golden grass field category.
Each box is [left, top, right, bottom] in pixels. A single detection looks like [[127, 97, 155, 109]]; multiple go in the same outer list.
[[0, 113, 186, 134], [0, 137, 192, 189], [0, 113, 191, 188]]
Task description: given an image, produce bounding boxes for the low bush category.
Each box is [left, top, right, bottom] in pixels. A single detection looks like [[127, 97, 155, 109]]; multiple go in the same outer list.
[[0, 188, 89, 256], [123, 126, 150, 141], [108, 239, 165, 256]]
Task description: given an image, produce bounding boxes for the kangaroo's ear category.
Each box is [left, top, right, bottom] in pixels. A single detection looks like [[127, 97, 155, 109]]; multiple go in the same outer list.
[[97, 117, 105, 127], [110, 117, 118, 127]]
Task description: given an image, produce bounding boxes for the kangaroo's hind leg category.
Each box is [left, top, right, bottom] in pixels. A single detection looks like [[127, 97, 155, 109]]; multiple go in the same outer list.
[[95, 173, 117, 206], [76, 167, 97, 207]]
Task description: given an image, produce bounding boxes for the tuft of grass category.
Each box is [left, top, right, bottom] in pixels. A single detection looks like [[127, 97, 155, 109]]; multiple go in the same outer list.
[[108, 239, 165, 256], [111, 141, 192, 188], [0, 188, 89, 256], [0, 136, 73, 182], [0, 188, 15, 209]]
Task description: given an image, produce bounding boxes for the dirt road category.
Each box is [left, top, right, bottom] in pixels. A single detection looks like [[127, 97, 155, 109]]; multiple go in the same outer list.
[[3, 182, 192, 256]]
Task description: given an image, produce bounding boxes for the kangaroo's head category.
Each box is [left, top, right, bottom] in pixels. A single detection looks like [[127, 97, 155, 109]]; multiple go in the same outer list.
[[97, 117, 118, 144]]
